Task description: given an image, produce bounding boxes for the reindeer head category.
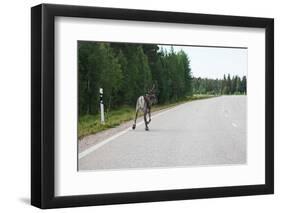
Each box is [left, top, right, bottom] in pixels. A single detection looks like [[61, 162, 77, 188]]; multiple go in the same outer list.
[[147, 84, 157, 105]]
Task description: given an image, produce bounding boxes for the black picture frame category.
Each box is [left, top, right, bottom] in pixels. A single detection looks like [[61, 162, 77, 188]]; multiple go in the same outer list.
[[31, 3, 274, 209]]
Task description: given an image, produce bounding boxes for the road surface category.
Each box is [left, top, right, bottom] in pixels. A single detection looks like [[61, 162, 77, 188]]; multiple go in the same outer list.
[[79, 96, 246, 171]]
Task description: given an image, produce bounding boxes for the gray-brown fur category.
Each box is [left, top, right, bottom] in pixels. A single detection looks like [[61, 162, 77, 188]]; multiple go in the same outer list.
[[132, 85, 157, 131]]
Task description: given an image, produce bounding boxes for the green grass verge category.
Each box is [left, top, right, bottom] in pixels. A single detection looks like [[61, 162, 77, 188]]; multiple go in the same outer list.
[[78, 94, 216, 139]]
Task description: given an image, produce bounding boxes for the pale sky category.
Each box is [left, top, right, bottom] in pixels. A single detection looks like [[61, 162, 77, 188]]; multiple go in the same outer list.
[[159, 45, 247, 79]]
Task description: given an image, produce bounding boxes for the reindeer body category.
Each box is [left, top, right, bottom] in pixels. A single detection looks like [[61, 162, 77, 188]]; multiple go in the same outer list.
[[132, 89, 156, 131], [136, 95, 151, 113]]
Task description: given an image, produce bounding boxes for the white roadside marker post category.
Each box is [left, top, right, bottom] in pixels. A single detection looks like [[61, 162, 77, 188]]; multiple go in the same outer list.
[[99, 88, 105, 124]]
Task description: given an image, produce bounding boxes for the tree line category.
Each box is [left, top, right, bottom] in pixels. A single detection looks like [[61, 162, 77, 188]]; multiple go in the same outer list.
[[192, 74, 247, 95], [78, 42, 192, 116], [78, 42, 247, 116]]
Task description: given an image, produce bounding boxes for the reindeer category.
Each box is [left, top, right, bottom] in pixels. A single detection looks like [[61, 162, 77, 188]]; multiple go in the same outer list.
[[132, 85, 157, 131]]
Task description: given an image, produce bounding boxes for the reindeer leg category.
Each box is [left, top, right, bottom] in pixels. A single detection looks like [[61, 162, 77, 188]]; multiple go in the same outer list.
[[144, 110, 149, 131], [148, 108, 151, 124], [132, 109, 139, 130]]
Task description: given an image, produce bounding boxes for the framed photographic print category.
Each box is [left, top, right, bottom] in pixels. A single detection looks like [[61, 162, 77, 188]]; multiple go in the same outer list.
[[31, 3, 274, 209]]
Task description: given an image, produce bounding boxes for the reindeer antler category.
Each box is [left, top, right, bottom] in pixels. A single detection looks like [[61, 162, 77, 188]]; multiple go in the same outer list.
[[147, 84, 155, 94]]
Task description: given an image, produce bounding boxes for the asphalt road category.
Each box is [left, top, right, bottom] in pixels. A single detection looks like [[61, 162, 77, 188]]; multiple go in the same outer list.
[[79, 96, 246, 171]]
